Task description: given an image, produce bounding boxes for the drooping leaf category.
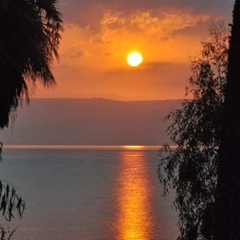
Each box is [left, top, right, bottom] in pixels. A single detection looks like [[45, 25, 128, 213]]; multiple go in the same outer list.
[[158, 22, 228, 239]]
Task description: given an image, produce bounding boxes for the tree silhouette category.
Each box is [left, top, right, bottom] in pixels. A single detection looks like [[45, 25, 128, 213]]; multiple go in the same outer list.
[[158, 22, 228, 239], [0, 0, 62, 223], [0, 0, 63, 128], [214, 0, 240, 239]]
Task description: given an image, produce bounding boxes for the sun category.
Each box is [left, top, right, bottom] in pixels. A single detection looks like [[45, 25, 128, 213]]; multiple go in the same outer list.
[[127, 52, 143, 67]]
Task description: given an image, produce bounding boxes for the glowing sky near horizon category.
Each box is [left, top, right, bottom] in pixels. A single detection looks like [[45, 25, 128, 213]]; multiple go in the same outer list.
[[34, 0, 234, 101]]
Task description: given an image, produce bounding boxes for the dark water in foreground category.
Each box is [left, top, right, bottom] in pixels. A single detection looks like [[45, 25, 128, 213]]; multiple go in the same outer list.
[[1, 146, 178, 240]]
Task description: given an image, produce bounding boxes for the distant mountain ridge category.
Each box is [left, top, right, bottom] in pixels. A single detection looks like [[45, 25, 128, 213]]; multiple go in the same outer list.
[[1, 98, 181, 146]]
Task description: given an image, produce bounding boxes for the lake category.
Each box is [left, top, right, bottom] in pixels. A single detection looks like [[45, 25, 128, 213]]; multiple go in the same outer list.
[[0, 146, 178, 240]]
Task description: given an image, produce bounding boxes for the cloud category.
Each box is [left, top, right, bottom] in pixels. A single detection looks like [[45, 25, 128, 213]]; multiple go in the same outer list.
[[96, 11, 211, 42], [58, 1, 231, 66], [45, 1, 233, 101], [83, 10, 214, 67], [68, 49, 89, 58], [60, 0, 234, 28], [54, 9, 219, 81], [143, 61, 172, 70]]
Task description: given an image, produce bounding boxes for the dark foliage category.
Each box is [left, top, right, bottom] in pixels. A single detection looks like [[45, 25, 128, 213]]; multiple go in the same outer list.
[[0, 0, 63, 128], [0, 180, 25, 221], [158, 22, 228, 240], [0, 0, 63, 225], [0, 224, 16, 240], [214, 1, 240, 239], [0, 144, 25, 222]]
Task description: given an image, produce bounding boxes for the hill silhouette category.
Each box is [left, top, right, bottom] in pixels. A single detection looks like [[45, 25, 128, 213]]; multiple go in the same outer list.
[[1, 98, 180, 146]]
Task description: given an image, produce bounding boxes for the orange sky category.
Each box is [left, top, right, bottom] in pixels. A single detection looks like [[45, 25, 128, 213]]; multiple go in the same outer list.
[[34, 0, 234, 101]]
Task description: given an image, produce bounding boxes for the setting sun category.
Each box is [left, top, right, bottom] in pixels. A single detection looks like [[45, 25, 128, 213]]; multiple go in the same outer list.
[[127, 52, 143, 67]]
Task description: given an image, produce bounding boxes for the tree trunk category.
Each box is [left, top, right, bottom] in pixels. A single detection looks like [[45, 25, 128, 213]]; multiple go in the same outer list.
[[214, 0, 240, 239]]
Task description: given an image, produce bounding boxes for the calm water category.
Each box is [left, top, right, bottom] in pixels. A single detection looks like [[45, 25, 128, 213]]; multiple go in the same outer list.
[[0, 146, 178, 240]]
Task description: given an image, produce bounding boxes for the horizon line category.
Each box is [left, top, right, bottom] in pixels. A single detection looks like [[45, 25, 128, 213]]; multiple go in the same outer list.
[[29, 97, 186, 102], [3, 145, 164, 150]]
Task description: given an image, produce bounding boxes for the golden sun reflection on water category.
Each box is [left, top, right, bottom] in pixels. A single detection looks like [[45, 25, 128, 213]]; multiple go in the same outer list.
[[114, 151, 155, 240], [123, 145, 145, 150]]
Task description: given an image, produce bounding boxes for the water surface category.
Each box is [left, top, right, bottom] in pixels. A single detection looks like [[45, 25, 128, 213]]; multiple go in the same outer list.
[[0, 146, 178, 240]]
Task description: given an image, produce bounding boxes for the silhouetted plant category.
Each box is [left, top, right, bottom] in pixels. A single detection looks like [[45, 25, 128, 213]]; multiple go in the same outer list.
[[0, 180, 25, 221], [0, 0, 63, 128], [0, 0, 63, 233], [0, 143, 25, 222], [0, 225, 16, 240], [158, 22, 228, 239], [214, 1, 240, 238]]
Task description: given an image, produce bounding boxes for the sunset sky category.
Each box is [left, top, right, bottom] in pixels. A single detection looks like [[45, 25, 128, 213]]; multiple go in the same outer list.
[[35, 0, 234, 101]]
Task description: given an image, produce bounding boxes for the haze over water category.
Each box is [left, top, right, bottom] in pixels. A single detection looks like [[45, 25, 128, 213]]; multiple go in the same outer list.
[[1, 146, 178, 240]]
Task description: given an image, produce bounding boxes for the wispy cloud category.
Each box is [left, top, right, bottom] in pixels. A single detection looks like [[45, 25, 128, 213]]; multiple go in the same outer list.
[[40, 0, 234, 100]]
